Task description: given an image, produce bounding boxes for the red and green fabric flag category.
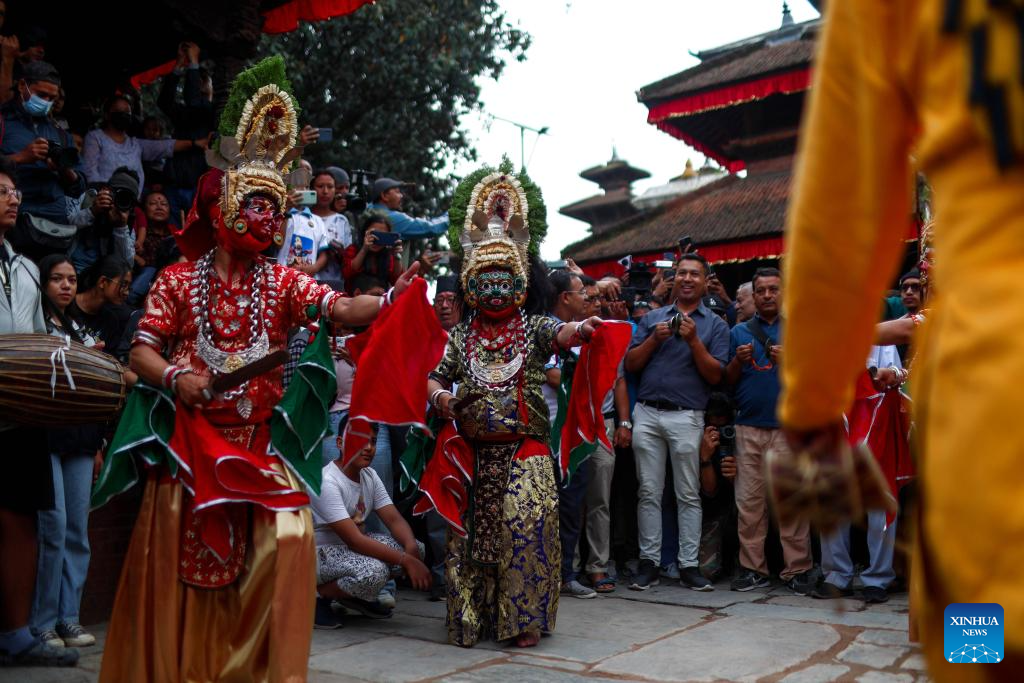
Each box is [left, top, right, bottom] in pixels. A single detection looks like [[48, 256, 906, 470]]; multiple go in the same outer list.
[[551, 321, 633, 483]]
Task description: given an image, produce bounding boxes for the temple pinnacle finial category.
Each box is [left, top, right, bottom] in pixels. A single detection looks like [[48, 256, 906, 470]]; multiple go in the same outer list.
[[781, 2, 794, 27]]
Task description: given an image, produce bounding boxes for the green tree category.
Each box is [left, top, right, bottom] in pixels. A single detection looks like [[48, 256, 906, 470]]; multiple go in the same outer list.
[[257, 0, 530, 215]]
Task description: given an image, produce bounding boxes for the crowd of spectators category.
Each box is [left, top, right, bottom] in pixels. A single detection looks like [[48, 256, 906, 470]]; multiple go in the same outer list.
[[527, 254, 914, 608]]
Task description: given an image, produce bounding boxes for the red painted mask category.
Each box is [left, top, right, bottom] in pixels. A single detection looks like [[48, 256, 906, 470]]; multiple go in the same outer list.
[[216, 194, 284, 256]]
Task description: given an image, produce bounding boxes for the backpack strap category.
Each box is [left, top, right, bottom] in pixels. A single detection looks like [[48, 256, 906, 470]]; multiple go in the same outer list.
[[745, 317, 775, 351]]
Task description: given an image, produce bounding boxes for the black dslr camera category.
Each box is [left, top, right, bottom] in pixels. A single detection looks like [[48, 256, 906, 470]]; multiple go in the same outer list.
[[716, 424, 736, 463], [46, 141, 80, 169], [112, 187, 135, 212], [344, 169, 375, 214]]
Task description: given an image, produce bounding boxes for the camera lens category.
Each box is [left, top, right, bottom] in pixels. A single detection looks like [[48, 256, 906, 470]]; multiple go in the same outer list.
[[720, 425, 736, 440], [113, 188, 135, 211]]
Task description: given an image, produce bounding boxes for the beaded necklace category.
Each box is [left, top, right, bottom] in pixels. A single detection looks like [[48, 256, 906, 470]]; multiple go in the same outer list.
[[466, 310, 530, 389], [192, 249, 270, 418]]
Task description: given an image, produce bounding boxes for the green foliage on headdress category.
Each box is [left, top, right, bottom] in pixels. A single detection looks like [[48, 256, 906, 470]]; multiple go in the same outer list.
[[218, 55, 301, 137], [447, 156, 547, 260]]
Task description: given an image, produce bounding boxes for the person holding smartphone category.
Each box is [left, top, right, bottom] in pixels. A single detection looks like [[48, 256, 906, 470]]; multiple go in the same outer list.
[[276, 165, 332, 276], [341, 210, 404, 294]]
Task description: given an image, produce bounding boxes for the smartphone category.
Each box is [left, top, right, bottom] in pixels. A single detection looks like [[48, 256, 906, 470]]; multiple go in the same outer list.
[[548, 259, 568, 269], [654, 259, 674, 269], [678, 235, 693, 253], [297, 190, 317, 206], [436, 250, 452, 265], [317, 127, 334, 143], [371, 230, 401, 247]]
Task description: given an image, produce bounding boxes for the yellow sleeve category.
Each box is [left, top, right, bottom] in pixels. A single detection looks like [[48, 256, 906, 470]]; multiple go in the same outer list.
[[779, 0, 917, 430]]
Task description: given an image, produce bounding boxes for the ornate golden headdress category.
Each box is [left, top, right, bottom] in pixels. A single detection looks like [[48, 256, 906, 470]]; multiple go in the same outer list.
[[448, 158, 547, 291], [204, 56, 306, 224]]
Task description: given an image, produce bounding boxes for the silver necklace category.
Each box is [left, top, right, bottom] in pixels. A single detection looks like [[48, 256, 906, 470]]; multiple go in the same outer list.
[[193, 250, 269, 418]]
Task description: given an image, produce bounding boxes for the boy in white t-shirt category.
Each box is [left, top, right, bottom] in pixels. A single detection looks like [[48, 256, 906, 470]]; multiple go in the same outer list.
[[311, 422, 430, 627], [277, 206, 331, 276]]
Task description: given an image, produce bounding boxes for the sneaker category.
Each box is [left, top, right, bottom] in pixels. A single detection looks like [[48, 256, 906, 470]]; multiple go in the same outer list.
[[376, 586, 397, 610], [679, 566, 714, 592], [810, 581, 854, 600], [36, 630, 64, 649], [628, 559, 660, 591], [660, 563, 680, 580], [861, 586, 890, 604], [56, 622, 95, 647], [730, 570, 771, 592], [0, 639, 79, 667], [314, 598, 344, 629], [785, 571, 816, 596], [429, 584, 447, 602], [561, 579, 597, 599], [337, 596, 393, 619]]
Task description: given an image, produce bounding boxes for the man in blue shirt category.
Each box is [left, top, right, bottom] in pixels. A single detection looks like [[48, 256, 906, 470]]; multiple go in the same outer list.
[[0, 61, 85, 224], [368, 177, 448, 240], [625, 253, 730, 592], [724, 267, 813, 595]]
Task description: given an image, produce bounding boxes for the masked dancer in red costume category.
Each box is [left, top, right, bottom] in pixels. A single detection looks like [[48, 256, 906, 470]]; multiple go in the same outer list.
[[91, 57, 419, 683]]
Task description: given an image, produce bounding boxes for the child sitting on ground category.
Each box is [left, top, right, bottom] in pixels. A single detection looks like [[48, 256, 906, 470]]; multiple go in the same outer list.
[[311, 421, 431, 628]]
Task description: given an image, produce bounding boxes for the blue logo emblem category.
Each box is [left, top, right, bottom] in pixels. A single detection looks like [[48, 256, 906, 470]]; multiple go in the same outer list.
[[944, 603, 1003, 663]]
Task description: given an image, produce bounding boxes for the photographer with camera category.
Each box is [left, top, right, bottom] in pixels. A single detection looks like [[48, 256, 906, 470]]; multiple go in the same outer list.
[[276, 161, 332, 277], [624, 253, 730, 592], [696, 393, 738, 581], [0, 61, 86, 226], [67, 167, 138, 274], [724, 267, 814, 594], [368, 177, 448, 240], [310, 168, 352, 290], [342, 210, 405, 295]]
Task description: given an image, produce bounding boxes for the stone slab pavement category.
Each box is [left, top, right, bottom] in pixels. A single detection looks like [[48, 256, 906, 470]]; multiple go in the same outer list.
[[2, 580, 932, 682]]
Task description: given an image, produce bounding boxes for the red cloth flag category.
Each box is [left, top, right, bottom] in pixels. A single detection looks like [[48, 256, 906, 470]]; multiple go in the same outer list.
[[169, 406, 309, 561], [556, 321, 633, 480], [343, 278, 448, 464], [411, 420, 473, 536], [845, 370, 915, 525]]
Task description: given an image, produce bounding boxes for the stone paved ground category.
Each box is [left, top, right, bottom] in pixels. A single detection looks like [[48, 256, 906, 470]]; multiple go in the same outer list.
[[3, 579, 930, 683]]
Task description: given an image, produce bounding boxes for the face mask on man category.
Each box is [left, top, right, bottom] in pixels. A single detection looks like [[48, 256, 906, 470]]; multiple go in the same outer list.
[[23, 92, 53, 117]]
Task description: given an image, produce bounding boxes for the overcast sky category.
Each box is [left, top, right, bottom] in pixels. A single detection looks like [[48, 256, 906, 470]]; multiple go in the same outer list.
[[452, 0, 820, 259]]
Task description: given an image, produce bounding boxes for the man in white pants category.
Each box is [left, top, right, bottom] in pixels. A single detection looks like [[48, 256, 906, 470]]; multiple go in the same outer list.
[[625, 254, 730, 591]]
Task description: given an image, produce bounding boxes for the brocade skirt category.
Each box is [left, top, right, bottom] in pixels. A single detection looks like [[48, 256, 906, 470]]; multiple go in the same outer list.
[[445, 443, 560, 647]]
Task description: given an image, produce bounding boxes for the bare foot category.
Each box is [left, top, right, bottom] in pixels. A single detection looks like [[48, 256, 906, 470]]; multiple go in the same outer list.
[[515, 631, 540, 648]]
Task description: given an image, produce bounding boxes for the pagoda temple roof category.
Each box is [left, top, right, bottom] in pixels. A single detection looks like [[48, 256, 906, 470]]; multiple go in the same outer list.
[[638, 33, 817, 103], [637, 18, 820, 173], [563, 156, 792, 264], [579, 158, 651, 186]]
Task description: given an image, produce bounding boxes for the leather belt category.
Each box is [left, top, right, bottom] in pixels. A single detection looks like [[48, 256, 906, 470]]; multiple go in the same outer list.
[[639, 399, 692, 411]]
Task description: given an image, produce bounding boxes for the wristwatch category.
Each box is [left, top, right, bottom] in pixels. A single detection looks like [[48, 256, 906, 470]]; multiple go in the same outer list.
[[618, 420, 633, 430]]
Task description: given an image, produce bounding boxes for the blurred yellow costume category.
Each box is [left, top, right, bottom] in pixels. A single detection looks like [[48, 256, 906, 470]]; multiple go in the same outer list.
[[781, 0, 1024, 679]]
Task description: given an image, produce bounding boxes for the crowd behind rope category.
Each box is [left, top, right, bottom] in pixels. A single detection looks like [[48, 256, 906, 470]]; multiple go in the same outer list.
[[0, 25, 921, 670]]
